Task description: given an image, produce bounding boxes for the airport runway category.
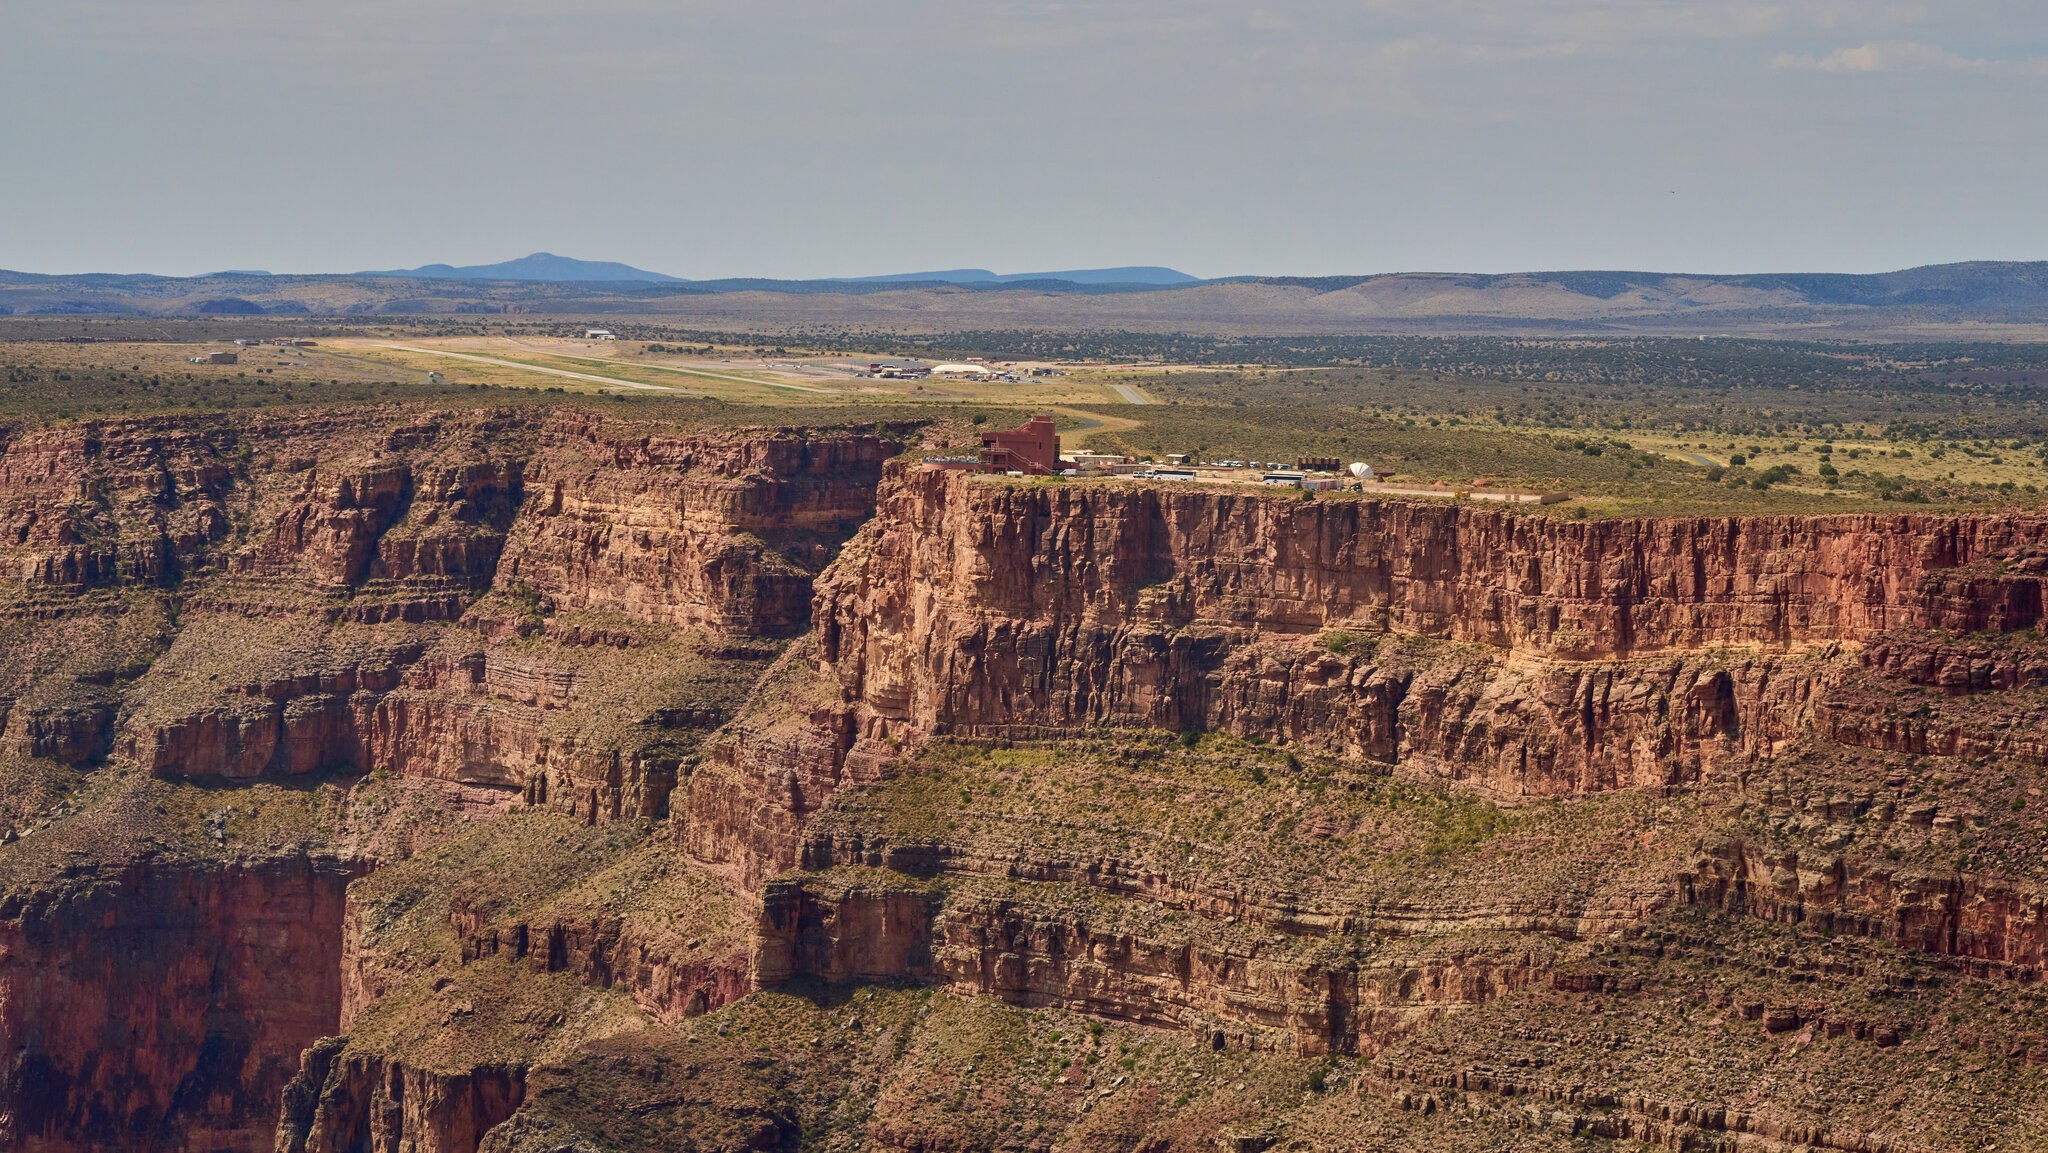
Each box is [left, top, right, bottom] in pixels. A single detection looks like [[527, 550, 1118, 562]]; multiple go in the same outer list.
[[607, 359, 842, 394], [380, 346, 703, 395]]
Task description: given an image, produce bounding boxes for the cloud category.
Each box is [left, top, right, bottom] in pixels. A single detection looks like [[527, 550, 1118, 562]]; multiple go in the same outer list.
[[1773, 41, 2048, 74], [1374, 36, 1582, 67], [1352, 0, 1931, 45], [1245, 8, 1303, 33]]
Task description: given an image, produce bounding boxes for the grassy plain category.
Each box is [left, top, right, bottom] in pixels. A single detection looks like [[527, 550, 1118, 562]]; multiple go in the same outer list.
[[5, 321, 2048, 516], [320, 335, 1142, 408]]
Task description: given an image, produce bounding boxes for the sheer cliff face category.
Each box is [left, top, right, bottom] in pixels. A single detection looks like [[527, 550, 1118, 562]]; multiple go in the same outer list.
[[825, 467, 2048, 659], [7, 420, 2048, 1153], [0, 409, 900, 634], [0, 858, 352, 1153], [666, 467, 2048, 900], [807, 467, 2048, 792], [503, 413, 901, 637], [702, 468, 2048, 1082], [0, 408, 910, 1153]]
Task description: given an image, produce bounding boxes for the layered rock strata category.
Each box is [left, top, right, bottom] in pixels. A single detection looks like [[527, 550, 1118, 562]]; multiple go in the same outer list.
[[0, 409, 911, 1153], [696, 466, 2048, 1069], [817, 466, 2048, 740], [0, 857, 351, 1152], [11, 430, 2048, 1150], [274, 1038, 524, 1153]]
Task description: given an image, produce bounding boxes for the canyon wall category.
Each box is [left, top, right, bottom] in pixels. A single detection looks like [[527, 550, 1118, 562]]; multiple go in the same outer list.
[[7, 423, 2048, 1149], [0, 409, 906, 634], [823, 467, 2048, 660], [679, 466, 2048, 889], [75, 411, 907, 792], [0, 857, 351, 1152], [273, 1040, 525, 1153], [0, 408, 913, 1153], [753, 877, 1606, 1058], [265, 463, 2048, 1148], [808, 467, 2048, 780], [688, 467, 2048, 1070], [501, 412, 905, 637]]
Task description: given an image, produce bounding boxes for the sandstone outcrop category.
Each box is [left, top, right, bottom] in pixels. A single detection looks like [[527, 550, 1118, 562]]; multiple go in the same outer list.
[[274, 1039, 523, 1153], [824, 466, 2048, 663], [797, 468, 2048, 795], [0, 856, 351, 1152], [501, 414, 903, 636], [9, 418, 2048, 1151], [696, 466, 2048, 1080], [755, 876, 1583, 1057], [0, 409, 905, 634], [1681, 840, 2048, 973], [0, 408, 912, 1153], [453, 903, 753, 1022]]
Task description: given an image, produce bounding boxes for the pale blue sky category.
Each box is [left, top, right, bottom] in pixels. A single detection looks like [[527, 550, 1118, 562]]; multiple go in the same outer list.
[[4, 0, 2045, 278]]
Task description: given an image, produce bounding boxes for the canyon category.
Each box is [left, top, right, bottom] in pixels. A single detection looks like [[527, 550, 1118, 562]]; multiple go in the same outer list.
[[0, 416, 2042, 1151]]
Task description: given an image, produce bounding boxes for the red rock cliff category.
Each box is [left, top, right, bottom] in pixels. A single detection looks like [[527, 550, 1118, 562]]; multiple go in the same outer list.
[[0, 856, 351, 1152], [806, 468, 2048, 781], [682, 467, 2048, 1069], [0, 408, 915, 1153]]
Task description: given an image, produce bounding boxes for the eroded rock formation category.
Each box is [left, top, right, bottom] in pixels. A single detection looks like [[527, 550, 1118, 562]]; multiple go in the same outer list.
[[0, 857, 351, 1152], [0, 408, 910, 1153], [5, 428, 2048, 1151], [690, 465, 2048, 1105]]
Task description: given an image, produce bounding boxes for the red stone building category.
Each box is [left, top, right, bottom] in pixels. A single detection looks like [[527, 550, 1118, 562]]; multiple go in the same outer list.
[[979, 414, 1062, 475]]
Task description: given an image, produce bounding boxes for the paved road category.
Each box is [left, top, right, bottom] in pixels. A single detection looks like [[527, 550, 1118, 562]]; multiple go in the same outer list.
[[1109, 383, 1153, 404], [381, 346, 703, 395], [1680, 453, 1717, 466], [1048, 405, 1143, 450]]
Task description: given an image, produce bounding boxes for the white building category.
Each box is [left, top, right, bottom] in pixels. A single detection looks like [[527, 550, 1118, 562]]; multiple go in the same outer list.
[[584, 329, 617, 341]]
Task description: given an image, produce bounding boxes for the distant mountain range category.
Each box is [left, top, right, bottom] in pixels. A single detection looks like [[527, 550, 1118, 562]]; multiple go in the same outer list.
[[351, 254, 1200, 287], [838, 266, 1200, 286], [5, 258, 2048, 337], [360, 253, 686, 283]]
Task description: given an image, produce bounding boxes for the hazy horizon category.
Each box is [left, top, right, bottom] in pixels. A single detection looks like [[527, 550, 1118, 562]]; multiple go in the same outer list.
[[5, 1, 2046, 280], [12, 252, 2048, 284]]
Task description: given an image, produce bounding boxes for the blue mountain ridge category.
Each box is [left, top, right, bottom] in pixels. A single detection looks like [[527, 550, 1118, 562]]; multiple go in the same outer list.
[[840, 266, 1199, 286], [360, 253, 685, 283], [354, 255, 1198, 287]]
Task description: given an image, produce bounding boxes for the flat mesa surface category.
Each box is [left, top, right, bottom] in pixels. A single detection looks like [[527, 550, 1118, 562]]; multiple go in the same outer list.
[[320, 335, 1141, 408], [10, 322, 2048, 517]]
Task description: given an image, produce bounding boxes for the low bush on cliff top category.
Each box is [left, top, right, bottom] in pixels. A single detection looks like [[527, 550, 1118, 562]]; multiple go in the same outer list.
[[1072, 402, 2048, 517]]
